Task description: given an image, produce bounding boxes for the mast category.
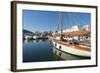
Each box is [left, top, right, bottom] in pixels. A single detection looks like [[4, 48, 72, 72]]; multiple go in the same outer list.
[[56, 13, 59, 35], [56, 12, 64, 40], [59, 12, 64, 40]]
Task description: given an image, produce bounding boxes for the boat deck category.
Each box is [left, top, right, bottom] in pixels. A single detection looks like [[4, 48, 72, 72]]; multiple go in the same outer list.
[[54, 40, 91, 52]]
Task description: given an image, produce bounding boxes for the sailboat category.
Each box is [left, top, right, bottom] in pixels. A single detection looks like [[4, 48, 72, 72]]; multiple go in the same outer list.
[[52, 12, 91, 59]]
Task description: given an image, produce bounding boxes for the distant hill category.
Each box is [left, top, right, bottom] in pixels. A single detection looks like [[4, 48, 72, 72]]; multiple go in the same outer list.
[[23, 29, 34, 35]]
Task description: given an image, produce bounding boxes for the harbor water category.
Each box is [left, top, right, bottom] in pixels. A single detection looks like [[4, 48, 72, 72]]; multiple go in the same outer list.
[[23, 39, 90, 63], [23, 39, 62, 62]]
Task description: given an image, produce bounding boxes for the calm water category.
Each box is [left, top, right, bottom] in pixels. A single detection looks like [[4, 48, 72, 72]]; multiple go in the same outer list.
[[23, 39, 90, 63], [23, 39, 62, 62]]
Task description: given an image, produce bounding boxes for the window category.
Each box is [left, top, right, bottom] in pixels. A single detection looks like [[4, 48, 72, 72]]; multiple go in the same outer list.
[[59, 46, 61, 49], [59, 52, 62, 56], [55, 43, 57, 46]]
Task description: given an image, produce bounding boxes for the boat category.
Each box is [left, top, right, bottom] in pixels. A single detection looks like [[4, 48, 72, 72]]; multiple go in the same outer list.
[[52, 12, 91, 59]]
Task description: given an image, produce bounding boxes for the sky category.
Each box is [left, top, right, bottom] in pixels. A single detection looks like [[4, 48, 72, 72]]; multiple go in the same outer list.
[[23, 10, 91, 32]]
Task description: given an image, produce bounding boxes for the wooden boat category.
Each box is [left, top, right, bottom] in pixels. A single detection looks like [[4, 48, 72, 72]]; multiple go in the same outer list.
[[52, 12, 91, 59], [52, 39, 91, 58]]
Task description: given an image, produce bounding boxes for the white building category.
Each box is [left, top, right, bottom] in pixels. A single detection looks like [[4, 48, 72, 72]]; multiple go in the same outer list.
[[63, 24, 90, 32], [82, 25, 91, 31], [24, 34, 33, 40]]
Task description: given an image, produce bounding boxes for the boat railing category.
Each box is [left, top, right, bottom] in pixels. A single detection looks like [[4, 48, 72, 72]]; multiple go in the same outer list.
[[60, 39, 91, 48]]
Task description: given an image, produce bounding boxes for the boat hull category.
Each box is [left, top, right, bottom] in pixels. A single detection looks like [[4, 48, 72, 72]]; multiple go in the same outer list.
[[52, 41, 91, 58]]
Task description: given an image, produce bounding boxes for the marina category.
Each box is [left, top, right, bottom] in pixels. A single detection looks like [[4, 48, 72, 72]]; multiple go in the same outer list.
[[23, 11, 91, 62]]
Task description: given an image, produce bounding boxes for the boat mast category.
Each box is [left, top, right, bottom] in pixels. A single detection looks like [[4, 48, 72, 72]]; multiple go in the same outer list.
[[56, 12, 64, 40], [57, 13, 60, 32], [59, 12, 64, 40]]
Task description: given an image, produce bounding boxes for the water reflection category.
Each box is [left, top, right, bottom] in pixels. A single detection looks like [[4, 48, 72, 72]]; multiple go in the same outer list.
[[23, 39, 62, 62], [23, 39, 39, 43]]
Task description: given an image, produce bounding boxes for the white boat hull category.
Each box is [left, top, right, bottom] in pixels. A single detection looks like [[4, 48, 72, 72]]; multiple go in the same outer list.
[[52, 41, 91, 58]]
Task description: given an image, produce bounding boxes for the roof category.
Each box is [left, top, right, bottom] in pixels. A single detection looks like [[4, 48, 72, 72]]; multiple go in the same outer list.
[[57, 30, 90, 36]]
